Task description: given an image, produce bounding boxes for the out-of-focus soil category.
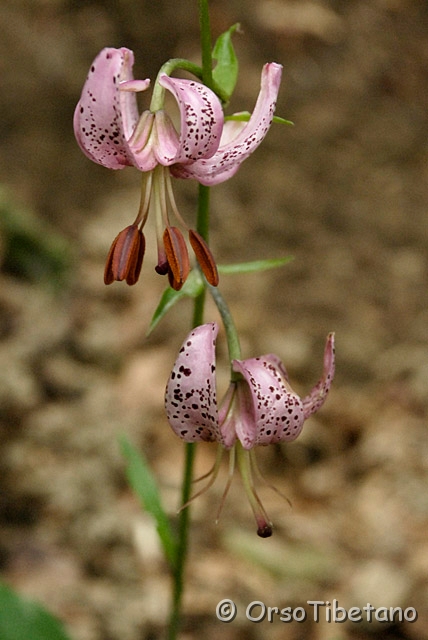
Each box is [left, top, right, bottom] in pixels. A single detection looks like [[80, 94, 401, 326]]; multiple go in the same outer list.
[[0, 1, 427, 639]]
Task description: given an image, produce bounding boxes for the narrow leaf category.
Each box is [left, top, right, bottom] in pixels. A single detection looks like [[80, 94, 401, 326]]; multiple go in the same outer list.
[[218, 256, 293, 275], [0, 583, 72, 640], [212, 23, 240, 100], [120, 435, 177, 570], [226, 113, 294, 126], [225, 111, 251, 122], [273, 115, 294, 126], [148, 270, 204, 335]]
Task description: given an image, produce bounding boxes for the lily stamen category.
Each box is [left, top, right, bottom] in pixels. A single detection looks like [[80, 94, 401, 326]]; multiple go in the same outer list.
[[178, 445, 224, 513]]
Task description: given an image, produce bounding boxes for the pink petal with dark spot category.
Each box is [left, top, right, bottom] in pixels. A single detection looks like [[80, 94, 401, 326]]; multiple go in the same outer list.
[[158, 74, 224, 165], [171, 62, 283, 185], [232, 354, 304, 449], [73, 47, 142, 169], [165, 323, 223, 443], [302, 333, 336, 418]]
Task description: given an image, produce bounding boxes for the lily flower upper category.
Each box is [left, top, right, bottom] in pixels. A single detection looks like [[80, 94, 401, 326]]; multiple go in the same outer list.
[[73, 47, 282, 185], [73, 48, 282, 288]]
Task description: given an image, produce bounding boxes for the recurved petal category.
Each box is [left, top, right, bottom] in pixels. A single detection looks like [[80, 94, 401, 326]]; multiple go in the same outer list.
[[74, 47, 143, 169], [217, 383, 238, 449], [126, 109, 180, 171], [165, 323, 222, 443], [302, 333, 335, 419], [171, 62, 282, 185], [159, 74, 224, 164], [232, 353, 304, 449]]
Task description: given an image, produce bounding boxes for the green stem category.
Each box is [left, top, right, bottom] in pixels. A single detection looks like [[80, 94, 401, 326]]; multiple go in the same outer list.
[[167, 6, 214, 638], [208, 284, 242, 366], [167, 440, 195, 640], [198, 0, 214, 87]]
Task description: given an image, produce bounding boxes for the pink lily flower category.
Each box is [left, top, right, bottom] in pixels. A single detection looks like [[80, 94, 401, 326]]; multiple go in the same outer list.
[[165, 323, 335, 537], [74, 48, 282, 287]]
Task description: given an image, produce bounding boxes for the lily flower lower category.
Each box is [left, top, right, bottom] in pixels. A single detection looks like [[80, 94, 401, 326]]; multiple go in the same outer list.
[[74, 47, 282, 287], [165, 323, 335, 536]]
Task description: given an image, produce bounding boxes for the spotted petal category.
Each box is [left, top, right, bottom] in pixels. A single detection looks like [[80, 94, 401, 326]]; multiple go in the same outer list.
[[158, 74, 224, 164], [74, 47, 226, 173], [231, 354, 304, 449], [302, 333, 335, 418], [165, 323, 222, 443], [73, 47, 146, 169], [171, 62, 283, 185]]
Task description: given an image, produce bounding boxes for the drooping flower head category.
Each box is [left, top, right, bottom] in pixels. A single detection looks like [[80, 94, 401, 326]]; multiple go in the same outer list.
[[165, 323, 335, 536], [74, 48, 282, 287]]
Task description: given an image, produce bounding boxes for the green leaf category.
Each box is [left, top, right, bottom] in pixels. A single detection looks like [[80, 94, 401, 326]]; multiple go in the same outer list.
[[120, 435, 177, 570], [148, 270, 204, 335], [0, 186, 72, 290], [226, 113, 294, 126], [218, 256, 293, 275], [0, 582, 72, 640], [273, 115, 294, 126], [212, 23, 240, 100], [224, 111, 251, 122], [148, 258, 292, 333]]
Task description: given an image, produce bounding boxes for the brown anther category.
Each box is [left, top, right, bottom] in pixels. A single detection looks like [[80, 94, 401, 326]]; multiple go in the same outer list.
[[188, 229, 219, 287], [104, 224, 145, 285], [167, 267, 181, 291], [257, 523, 273, 538], [155, 260, 169, 276], [163, 226, 190, 291]]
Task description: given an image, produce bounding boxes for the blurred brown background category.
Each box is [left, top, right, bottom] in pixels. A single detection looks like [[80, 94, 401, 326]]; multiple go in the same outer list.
[[0, 1, 427, 639]]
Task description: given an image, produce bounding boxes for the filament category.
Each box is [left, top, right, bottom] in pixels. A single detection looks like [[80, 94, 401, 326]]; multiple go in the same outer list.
[[134, 171, 153, 227], [249, 449, 292, 508], [178, 445, 224, 512]]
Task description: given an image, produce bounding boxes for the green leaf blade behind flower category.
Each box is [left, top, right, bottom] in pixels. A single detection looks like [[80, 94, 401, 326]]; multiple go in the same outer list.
[[148, 258, 292, 333], [0, 583, 72, 640], [225, 113, 294, 126], [148, 270, 204, 335], [212, 23, 240, 100], [120, 435, 178, 571], [218, 256, 293, 275]]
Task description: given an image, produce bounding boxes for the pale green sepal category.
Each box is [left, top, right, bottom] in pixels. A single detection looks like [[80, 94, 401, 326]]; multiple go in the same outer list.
[[120, 435, 177, 571], [212, 23, 240, 100]]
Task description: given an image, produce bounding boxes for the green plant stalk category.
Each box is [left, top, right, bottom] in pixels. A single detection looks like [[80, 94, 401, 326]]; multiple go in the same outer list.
[[150, 58, 203, 111], [166, 3, 214, 638], [208, 284, 242, 366], [198, 0, 214, 88]]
